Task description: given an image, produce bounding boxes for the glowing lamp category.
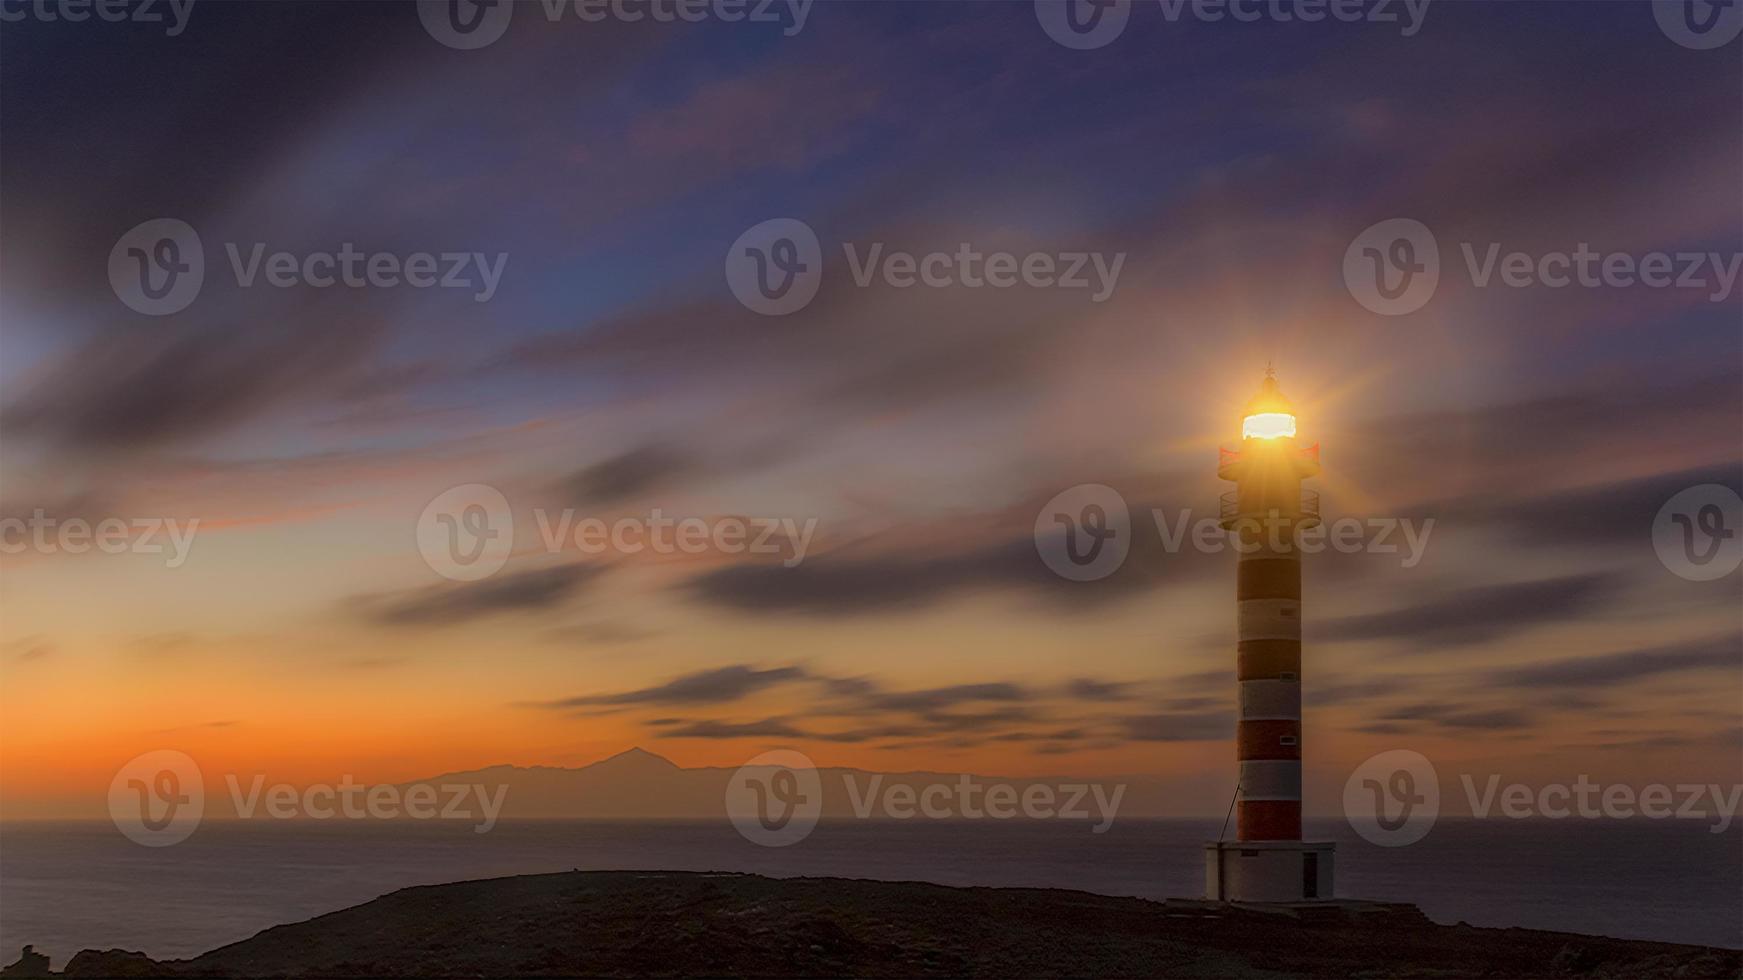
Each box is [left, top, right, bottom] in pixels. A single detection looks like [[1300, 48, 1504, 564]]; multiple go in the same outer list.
[[1242, 412, 1297, 440], [1241, 368, 1296, 440]]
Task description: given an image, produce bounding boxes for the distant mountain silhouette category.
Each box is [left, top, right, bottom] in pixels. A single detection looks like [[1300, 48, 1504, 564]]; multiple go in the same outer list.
[[386, 747, 1218, 820], [190, 747, 1226, 821], [403, 748, 718, 819]]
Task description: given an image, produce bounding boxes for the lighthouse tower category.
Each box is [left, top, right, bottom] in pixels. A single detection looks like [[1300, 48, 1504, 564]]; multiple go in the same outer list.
[[1204, 369, 1335, 903]]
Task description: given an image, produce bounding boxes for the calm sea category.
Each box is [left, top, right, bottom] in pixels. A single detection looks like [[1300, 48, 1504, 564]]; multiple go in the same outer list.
[[2, 818, 1739, 964]]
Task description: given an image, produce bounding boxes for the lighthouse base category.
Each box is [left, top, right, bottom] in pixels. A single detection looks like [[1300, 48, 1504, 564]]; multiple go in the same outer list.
[[1204, 840, 1335, 902]]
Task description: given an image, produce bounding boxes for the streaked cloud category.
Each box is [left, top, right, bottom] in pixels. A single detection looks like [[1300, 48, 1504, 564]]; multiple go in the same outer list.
[[1484, 634, 1742, 690], [355, 564, 603, 627], [1318, 573, 1625, 647]]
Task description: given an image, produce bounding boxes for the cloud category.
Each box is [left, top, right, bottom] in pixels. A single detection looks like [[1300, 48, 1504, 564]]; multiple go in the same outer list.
[[531, 664, 809, 709], [909, 706, 1034, 732], [357, 564, 602, 626], [1485, 634, 1741, 690], [1308, 677, 1402, 706], [543, 622, 658, 646], [1375, 701, 1538, 733], [128, 632, 200, 657], [1317, 572, 1623, 647], [4, 636, 55, 663], [149, 720, 240, 735], [651, 713, 1099, 748], [1120, 711, 1230, 742], [682, 496, 1223, 618], [681, 538, 1045, 616], [1353, 722, 1415, 736], [1559, 727, 1743, 751], [1066, 678, 1137, 701], [341, 656, 406, 670], [1434, 709, 1533, 730], [857, 682, 1031, 714], [536, 662, 1176, 751], [1401, 458, 1743, 551], [818, 675, 880, 698], [654, 717, 810, 740], [3, 320, 386, 452], [560, 444, 696, 508]]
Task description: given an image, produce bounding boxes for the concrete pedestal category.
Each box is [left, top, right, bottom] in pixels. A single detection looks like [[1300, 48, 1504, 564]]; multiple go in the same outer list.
[[1204, 840, 1335, 902]]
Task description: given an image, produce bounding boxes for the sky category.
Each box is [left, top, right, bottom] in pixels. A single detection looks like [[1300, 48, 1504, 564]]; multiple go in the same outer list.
[[0, 0, 1739, 817]]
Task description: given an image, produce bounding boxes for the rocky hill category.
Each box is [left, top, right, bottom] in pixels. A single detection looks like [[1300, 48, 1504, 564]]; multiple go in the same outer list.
[[5, 871, 1737, 978]]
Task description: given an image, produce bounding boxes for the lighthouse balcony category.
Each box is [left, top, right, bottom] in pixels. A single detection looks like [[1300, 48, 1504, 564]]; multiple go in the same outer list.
[[1219, 489, 1321, 530]]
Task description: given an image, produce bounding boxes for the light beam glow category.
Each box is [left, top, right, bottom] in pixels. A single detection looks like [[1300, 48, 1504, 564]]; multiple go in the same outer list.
[[1242, 412, 1297, 440]]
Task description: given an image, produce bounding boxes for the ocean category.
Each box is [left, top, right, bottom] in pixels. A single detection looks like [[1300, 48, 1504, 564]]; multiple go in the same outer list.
[[2, 818, 1738, 965]]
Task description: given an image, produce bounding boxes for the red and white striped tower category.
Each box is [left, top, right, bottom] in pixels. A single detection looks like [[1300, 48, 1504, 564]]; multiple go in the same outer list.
[[1204, 369, 1335, 902]]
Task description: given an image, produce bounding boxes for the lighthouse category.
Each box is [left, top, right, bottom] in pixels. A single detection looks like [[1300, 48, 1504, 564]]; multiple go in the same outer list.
[[1204, 369, 1336, 902]]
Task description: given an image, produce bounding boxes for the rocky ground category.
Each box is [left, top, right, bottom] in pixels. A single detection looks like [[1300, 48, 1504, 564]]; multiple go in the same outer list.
[[5, 870, 1738, 978]]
